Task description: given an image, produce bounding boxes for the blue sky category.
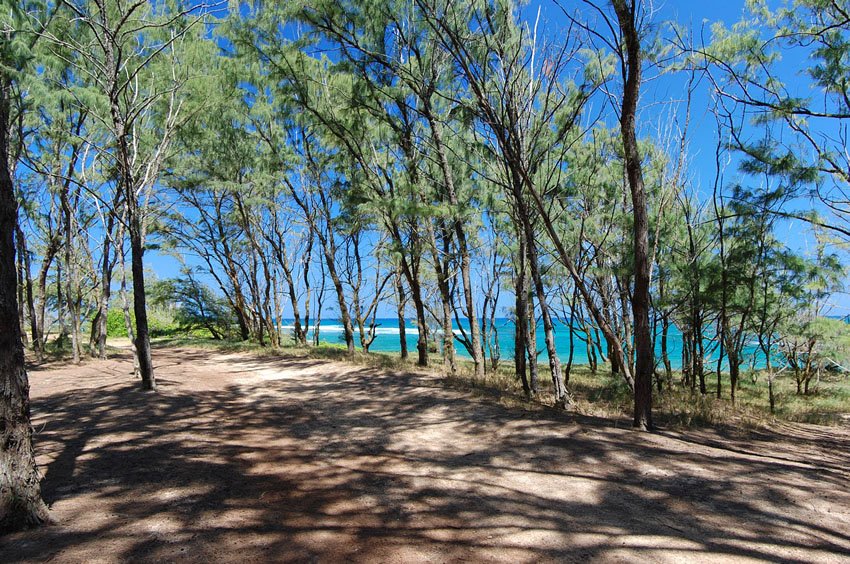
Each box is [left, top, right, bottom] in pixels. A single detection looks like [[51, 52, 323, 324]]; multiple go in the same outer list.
[[146, 0, 850, 318]]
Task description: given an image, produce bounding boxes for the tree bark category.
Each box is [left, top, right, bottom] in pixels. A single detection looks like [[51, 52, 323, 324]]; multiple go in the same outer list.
[[526, 231, 568, 407], [613, 0, 653, 430], [514, 231, 530, 396], [394, 267, 408, 360], [60, 176, 80, 364], [126, 195, 156, 391], [423, 105, 484, 380], [0, 79, 51, 531], [526, 293, 540, 395], [90, 200, 119, 359], [16, 225, 40, 361], [430, 223, 457, 376]]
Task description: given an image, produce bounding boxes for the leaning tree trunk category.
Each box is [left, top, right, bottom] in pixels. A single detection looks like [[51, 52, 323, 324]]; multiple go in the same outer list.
[[525, 217, 569, 407], [321, 240, 356, 355], [0, 80, 51, 531]]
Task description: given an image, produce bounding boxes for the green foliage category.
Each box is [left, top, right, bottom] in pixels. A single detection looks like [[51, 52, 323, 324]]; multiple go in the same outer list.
[[106, 308, 127, 338], [149, 275, 236, 340], [105, 305, 181, 339]]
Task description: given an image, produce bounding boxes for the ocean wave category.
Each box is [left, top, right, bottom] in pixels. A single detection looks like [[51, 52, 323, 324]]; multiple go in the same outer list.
[[280, 324, 421, 336]]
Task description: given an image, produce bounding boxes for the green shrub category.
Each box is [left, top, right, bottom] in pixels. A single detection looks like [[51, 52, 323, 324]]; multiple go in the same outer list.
[[106, 308, 129, 338], [105, 305, 181, 338]]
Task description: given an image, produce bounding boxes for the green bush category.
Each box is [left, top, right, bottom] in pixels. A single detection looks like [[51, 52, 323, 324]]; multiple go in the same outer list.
[[106, 308, 129, 338], [105, 305, 181, 338]]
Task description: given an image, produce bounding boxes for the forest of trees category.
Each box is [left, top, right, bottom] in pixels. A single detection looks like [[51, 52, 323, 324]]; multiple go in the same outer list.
[[3, 0, 850, 531]]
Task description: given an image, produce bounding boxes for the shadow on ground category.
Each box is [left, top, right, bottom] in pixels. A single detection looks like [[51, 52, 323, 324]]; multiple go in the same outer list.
[[3, 348, 850, 562]]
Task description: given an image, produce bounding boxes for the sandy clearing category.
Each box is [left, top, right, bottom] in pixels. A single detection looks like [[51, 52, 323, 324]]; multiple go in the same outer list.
[[2, 346, 849, 563]]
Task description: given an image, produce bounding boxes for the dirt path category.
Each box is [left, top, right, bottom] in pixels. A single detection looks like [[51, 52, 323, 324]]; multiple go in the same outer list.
[[2, 347, 850, 563]]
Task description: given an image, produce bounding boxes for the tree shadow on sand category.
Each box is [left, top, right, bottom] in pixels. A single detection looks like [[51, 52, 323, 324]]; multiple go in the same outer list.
[[3, 351, 850, 562]]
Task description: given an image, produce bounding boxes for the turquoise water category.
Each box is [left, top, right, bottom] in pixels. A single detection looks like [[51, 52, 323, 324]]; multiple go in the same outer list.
[[282, 318, 765, 370]]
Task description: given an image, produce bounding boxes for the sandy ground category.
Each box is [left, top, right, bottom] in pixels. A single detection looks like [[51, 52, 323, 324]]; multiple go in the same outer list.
[[1, 346, 849, 563]]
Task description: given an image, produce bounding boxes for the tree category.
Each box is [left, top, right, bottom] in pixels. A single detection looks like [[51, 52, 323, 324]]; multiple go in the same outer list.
[[44, 0, 209, 390], [150, 272, 235, 340], [0, 0, 51, 532], [609, 0, 653, 429], [706, 0, 850, 241]]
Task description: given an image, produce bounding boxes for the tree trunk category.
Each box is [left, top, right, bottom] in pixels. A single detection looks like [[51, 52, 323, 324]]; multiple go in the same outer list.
[[323, 245, 355, 355], [394, 267, 408, 360], [427, 221, 457, 376], [526, 231, 568, 407], [407, 264, 429, 366], [515, 232, 530, 396], [283, 266, 305, 345], [61, 185, 80, 364], [277, 239, 306, 345], [16, 225, 40, 361], [728, 347, 739, 404], [613, 0, 653, 430], [716, 331, 725, 399], [118, 225, 141, 379], [313, 257, 325, 347], [0, 80, 51, 531], [15, 229, 26, 347], [659, 276, 672, 381], [389, 227, 428, 367], [564, 284, 579, 386], [423, 106, 484, 380], [92, 213, 117, 358], [126, 196, 156, 391], [526, 293, 539, 395]]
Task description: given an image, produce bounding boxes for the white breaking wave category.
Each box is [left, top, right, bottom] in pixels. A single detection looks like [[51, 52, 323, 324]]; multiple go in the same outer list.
[[279, 324, 420, 336]]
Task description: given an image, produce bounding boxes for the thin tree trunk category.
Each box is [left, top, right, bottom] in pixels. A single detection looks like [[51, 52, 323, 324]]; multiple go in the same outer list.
[[586, 328, 597, 373], [526, 293, 539, 395], [423, 105, 484, 380], [91, 198, 120, 358], [126, 195, 156, 391], [15, 229, 26, 347], [515, 231, 530, 396], [62, 190, 80, 364], [716, 321, 725, 399], [56, 260, 65, 347], [395, 266, 408, 360], [118, 234, 141, 380], [302, 228, 313, 343], [661, 315, 671, 380], [564, 283, 579, 386], [324, 245, 355, 355], [407, 262, 429, 366], [527, 233, 568, 407], [17, 225, 40, 361], [728, 346, 739, 404], [281, 258, 305, 345], [313, 254, 325, 346], [427, 221, 457, 376]]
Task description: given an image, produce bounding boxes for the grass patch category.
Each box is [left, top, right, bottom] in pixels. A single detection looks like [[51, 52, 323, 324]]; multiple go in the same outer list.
[[91, 334, 850, 429]]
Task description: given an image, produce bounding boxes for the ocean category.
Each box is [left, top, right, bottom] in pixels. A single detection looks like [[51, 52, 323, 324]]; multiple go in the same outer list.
[[281, 318, 765, 370]]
